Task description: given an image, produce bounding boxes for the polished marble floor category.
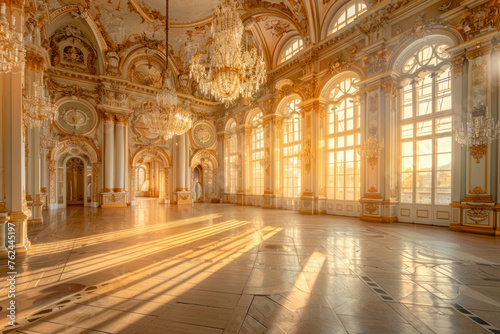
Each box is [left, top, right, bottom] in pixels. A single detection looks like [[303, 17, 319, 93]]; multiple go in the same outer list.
[[1, 199, 500, 334]]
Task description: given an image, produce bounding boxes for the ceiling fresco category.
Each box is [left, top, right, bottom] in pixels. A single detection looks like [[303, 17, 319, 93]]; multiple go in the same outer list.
[[40, 0, 325, 71]]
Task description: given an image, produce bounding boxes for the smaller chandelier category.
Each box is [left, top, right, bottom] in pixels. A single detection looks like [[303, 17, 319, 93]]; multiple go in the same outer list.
[[0, 3, 24, 73], [144, 104, 192, 141], [143, 0, 192, 140], [456, 104, 500, 163], [359, 130, 384, 169], [23, 80, 58, 129], [40, 121, 58, 152]]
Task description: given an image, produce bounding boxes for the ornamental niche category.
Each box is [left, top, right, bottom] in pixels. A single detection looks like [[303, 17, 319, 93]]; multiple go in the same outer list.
[[50, 25, 98, 74]]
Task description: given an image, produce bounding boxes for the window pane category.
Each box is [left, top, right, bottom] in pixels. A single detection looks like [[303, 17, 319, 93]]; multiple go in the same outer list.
[[436, 117, 452, 133], [417, 120, 433, 137], [417, 140, 432, 155], [436, 137, 452, 153], [437, 153, 451, 171], [402, 124, 414, 139]]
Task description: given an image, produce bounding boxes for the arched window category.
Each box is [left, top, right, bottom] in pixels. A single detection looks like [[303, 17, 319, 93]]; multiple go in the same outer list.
[[329, 0, 367, 34], [280, 38, 304, 64], [282, 99, 302, 198], [136, 165, 147, 192], [225, 121, 238, 194], [251, 111, 264, 196], [327, 77, 361, 201], [398, 43, 452, 207]]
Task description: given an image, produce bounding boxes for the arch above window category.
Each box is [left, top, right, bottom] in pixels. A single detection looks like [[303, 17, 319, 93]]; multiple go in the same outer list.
[[226, 118, 237, 132], [278, 94, 302, 117], [279, 38, 304, 64], [328, 0, 367, 35], [399, 43, 451, 75]]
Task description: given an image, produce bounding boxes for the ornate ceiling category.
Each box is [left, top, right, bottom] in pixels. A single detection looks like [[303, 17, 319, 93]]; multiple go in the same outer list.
[[40, 0, 345, 74]]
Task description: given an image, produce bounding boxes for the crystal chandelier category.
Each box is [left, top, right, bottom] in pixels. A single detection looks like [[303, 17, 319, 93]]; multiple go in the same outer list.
[[145, 104, 192, 140], [144, 0, 192, 140], [23, 80, 57, 129], [359, 129, 384, 169], [190, 0, 267, 106], [40, 121, 58, 152], [0, 3, 24, 73], [456, 104, 500, 163]]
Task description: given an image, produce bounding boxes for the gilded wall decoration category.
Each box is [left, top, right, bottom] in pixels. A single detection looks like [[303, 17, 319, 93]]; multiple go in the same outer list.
[[458, 0, 500, 40], [450, 56, 465, 77], [467, 208, 489, 224], [363, 49, 388, 76], [264, 19, 292, 37], [471, 186, 487, 195], [365, 203, 378, 215], [48, 79, 102, 105], [50, 25, 97, 74], [328, 53, 353, 75], [242, 0, 308, 35], [299, 140, 313, 172]]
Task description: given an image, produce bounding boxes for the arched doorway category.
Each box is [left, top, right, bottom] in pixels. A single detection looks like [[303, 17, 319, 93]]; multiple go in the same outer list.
[[190, 150, 220, 203], [131, 147, 171, 205], [49, 137, 101, 210], [66, 157, 86, 205], [192, 165, 203, 202]]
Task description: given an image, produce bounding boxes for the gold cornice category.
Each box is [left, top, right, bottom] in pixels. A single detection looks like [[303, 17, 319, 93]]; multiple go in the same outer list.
[[466, 44, 494, 60]]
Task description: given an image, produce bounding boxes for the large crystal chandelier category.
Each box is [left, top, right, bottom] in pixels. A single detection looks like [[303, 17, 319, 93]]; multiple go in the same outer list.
[[145, 0, 192, 140], [190, 0, 267, 106], [0, 3, 24, 73], [456, 104, 500, 163], [23, 79, 57, 129]]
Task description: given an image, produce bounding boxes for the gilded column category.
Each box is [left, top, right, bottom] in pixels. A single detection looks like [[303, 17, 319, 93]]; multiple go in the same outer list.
[[31, 126, 43, 223], [173, 134, 191, 204], [235, 127, 246, 205], [103, 113, 114, 193], [92, 163, 99, 207], [493, 41, 500, 235], [450, 45, 497, 234], [298, 100, 326, 214], [48, 161, 57, 208], [114, 115, 126, 192], [449, 54, 467, 229], [272, 117, 283, 208], [381, 80, 399, 223], [1, 3, 31, 252], [358, 84, 384, 221], [262, 117, 274, 208], [223, 133, 230, 203]]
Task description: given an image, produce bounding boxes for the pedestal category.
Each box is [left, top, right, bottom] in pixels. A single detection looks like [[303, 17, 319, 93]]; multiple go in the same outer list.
[[100, 191, 128, 208]]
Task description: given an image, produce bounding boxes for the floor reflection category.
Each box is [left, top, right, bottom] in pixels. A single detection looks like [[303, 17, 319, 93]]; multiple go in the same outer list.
[[1, 199, 500, 333]]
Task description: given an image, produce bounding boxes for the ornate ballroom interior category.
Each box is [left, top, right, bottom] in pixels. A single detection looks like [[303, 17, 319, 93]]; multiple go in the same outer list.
[[1, 0, 500, 332]]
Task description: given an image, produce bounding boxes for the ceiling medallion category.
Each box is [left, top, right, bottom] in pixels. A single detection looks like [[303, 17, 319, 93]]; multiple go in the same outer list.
[[145, 0, 192, 140], [190, 0, 267, 107], [0, 3, 24, 73]]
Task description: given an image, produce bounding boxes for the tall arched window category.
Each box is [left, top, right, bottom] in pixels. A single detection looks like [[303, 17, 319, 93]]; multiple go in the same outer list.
[[398, 43, 452, 207], [251, 111, 264, 196], [329, 0, 367, 34], [280, 38, 304, 64], [282, 98, 302, 198], [225, 121, 238, 194], [327, 76, 361, 201], [136, 165, 147, 192]]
